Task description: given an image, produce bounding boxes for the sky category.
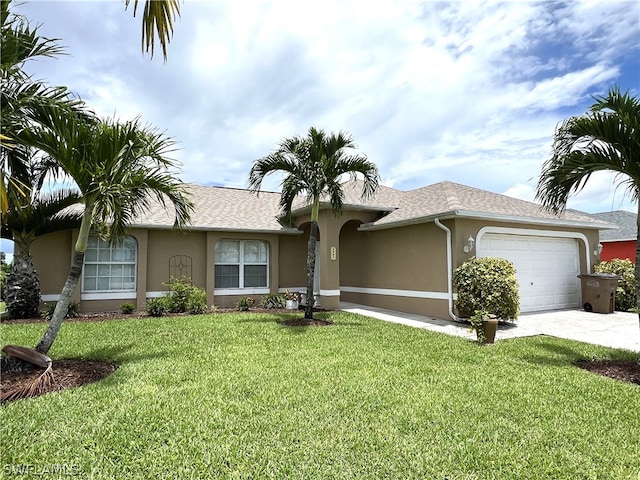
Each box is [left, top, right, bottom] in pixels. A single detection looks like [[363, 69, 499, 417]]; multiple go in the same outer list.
[[2, 0, 639, 256]]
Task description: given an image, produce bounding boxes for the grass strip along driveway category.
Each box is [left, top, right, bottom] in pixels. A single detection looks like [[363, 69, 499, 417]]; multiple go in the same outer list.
[[1, 311, 639, 479]]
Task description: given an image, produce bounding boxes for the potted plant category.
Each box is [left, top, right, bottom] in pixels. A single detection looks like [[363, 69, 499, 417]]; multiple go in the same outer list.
[[469, 310, 498, 344], [284, 290, 300, 310]]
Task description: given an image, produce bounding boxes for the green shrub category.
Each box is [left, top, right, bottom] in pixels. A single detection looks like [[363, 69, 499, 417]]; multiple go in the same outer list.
[[594, 258, 636, 311], [236, 297, 255, 311], [187, 287, 208, 314], [41, 300, 80, 321], [146, 297, 167, 317], [261, 293, 286, 309], [0, 260, 11, 302], [160, 277, 209, 314], [453, 257, 519, 321], [163, 277, 192, 313], [120, 302, 135, 314], [469, 309, 490, 343]]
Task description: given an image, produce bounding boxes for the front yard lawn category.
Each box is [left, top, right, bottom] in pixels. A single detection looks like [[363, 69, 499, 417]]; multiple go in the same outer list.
[[1, 311, 638, 479]]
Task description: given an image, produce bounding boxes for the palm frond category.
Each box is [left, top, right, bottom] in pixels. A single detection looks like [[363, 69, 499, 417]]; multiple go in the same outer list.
[[125, 0, 181, 61], [249, 126, 380, 218], [536, 86, 640, 213]]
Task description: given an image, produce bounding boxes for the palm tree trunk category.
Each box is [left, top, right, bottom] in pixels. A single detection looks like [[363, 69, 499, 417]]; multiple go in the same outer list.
[[35, 208, 92, 354], [305, 221, 318, 320], [35, 250, 84, 354]]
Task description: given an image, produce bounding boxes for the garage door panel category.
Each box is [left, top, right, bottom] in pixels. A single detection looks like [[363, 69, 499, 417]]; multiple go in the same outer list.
[[478, 233, 580, 313]]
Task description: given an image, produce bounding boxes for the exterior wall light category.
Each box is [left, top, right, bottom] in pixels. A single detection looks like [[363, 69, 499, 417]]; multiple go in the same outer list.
[[463, 235, 475, 253], [593, 243, 603, 256]]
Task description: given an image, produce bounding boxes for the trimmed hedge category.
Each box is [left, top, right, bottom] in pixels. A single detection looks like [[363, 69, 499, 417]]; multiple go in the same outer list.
[[453, 257, 519, 321]]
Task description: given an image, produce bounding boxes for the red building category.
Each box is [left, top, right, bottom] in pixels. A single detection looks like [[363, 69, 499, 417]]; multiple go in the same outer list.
[[592, 211, 636, 263]]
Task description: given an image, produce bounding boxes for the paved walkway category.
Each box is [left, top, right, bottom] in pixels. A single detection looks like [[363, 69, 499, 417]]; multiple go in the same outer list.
[[340, 302, 640, 352]]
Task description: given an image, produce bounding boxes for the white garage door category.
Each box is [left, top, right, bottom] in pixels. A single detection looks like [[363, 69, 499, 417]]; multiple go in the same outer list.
[[477, 234, 580, 313]]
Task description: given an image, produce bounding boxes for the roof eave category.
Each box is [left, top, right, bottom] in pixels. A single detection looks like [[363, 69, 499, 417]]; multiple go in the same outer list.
[[601, 237, 637, 242], [359, 212, 457, 231], [291, 202, 397, 216], [130, 224, 303, 235], [359, 209, 611, 231], [454, 210, 614, 230]]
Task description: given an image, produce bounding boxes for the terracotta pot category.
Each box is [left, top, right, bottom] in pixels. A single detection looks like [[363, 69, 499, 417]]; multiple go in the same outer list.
[[480, 318, 498, 344]]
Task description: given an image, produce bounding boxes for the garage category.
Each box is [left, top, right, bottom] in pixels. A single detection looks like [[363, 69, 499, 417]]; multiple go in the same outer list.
[[477, 233, 581, 313]]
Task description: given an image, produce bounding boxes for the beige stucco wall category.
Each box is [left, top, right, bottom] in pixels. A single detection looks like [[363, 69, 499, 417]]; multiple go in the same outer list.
[[340, 221, 449, 291], [146, 230, 207, 292], [339, 219, 451, 318], [31, 230, 73, 297], [278, 229, 307, 289]]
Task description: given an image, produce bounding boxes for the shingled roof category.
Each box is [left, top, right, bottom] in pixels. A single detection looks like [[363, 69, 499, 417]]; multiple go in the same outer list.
[[291, 180, 404, 213], [591, 210, 637, 241], [365, 181, 607, 229], [126, 180, 609, 233], [134, 184, 297, 233], [310, 180, 608, 230]]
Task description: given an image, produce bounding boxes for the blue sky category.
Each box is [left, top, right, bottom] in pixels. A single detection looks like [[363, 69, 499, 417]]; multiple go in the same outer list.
[[2, 0, 639, 256]]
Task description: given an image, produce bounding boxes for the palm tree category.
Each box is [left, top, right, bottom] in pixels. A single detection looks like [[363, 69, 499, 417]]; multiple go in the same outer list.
[[124, 0, 181, 61], [535, 86, 640, 331], [23, 111, 193, 354], [2, 155, 82, 318], [1, 0, 87, 214], [249, 127, 379, 320]]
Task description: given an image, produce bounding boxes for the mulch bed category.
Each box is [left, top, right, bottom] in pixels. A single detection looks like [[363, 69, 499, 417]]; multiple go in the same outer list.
[[575, 359, 640, 386], [1, 360, 118, 403]]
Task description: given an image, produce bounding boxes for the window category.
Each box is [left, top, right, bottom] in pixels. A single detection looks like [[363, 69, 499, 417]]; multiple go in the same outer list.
[[215, 240, 268, 289], [83, 236, 137, 292]]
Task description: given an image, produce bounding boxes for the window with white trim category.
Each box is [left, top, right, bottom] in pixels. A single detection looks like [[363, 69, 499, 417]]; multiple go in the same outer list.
[[83, 236, 137, 292], [215, 240, 268, 288]]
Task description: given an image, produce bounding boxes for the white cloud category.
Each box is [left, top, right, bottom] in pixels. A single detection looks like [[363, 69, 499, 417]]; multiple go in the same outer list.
[[10, 0, 640, 213]]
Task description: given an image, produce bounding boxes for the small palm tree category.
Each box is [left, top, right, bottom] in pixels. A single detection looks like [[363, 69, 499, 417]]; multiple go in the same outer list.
[[24, 111, 193, 354], [249, 127, 379, 320], [2, 167, 82, 318], [535, 86, 640, 332]]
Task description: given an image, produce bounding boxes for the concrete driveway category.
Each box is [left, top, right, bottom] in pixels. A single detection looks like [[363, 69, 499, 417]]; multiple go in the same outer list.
[[340, 302, 640, 352]]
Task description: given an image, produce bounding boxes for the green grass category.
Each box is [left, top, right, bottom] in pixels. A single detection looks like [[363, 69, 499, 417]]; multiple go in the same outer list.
[[1, 311, 639, 479]]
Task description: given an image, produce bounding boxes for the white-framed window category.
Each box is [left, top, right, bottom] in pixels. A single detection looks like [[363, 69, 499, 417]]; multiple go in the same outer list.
[[82, 236, 137, 292], [215, 240, 268, 289]]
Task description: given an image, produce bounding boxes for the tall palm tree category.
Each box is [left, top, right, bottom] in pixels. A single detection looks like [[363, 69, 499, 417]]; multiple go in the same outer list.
[[125, 0, 181, 61], [24, 111, 193, 354], [535, 86, 640, 332], [249, 127, 379, 320]]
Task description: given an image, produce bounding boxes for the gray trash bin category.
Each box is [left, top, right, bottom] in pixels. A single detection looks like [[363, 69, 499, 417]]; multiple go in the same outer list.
[[577, 274, 619, 313]]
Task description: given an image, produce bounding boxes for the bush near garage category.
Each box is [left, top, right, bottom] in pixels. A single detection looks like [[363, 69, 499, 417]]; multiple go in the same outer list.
[[594, 258, 636, 312], [453, 257, 519, 321]]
